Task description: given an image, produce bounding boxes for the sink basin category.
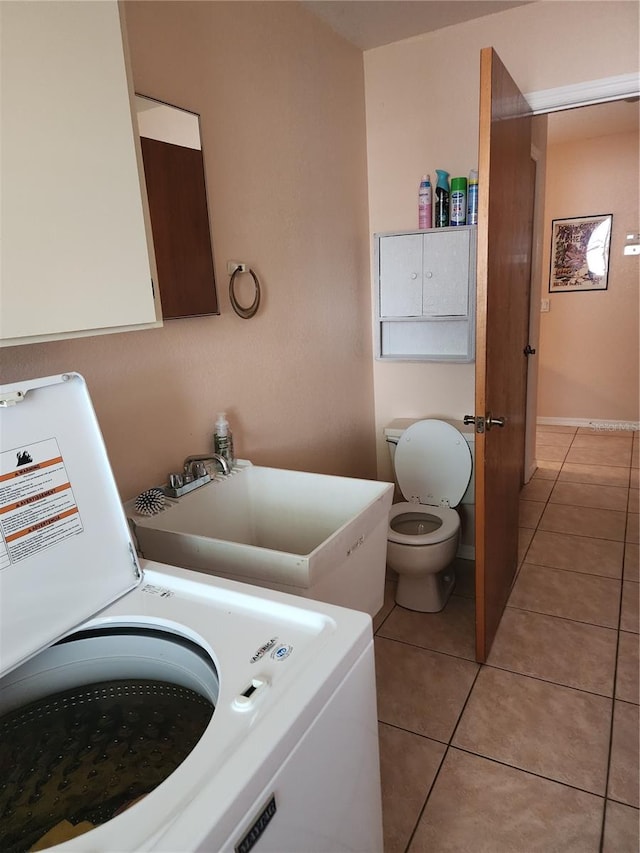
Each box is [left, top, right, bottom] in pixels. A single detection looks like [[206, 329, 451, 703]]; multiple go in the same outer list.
[[126, 464, 393, 617]]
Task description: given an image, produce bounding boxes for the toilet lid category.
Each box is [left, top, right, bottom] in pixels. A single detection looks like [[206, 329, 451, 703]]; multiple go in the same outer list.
[[394, 419, 472, 508]]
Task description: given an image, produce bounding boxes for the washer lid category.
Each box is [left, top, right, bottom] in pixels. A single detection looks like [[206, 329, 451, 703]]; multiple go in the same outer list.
[[0, 373, 140, 678], [394, 419, 472, 507]]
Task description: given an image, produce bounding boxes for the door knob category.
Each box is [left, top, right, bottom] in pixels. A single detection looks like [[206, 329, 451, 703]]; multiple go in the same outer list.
[[486, 414, 505, 429], [524, 344, 536, 356], [464, 413, 505, 432]]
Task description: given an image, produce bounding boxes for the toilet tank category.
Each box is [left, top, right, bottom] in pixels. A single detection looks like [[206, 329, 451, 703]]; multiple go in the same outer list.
[[383, 417, 476, 559]]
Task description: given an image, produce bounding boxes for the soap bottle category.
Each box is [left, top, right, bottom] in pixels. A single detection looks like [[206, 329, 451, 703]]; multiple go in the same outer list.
[[467, 169, 478, 225], [434, 170, 450, 228], [214, 412, 235, 466], [450, 176, 468, 226], [418, 174, 432, 229]]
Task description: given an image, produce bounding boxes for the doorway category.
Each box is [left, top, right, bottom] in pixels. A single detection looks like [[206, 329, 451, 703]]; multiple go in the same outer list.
[[525, 96, 640, 476]]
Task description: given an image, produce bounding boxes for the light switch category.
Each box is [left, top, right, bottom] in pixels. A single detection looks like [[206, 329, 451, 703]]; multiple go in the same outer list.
[[540, 299, 550, 313]]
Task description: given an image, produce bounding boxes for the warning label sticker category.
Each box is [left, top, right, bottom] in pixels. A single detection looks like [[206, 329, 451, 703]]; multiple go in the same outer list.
[[0, 438, 83, 568]]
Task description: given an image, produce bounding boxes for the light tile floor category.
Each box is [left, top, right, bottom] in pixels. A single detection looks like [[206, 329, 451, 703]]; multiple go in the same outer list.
[[374, 425, 639, 852]]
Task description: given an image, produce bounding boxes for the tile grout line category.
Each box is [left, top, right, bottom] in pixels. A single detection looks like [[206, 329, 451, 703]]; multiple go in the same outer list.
[[450, 744, 609, 801], [401, 745, 448, 853], [504, 600, 619, 632], [402, 664, 484, 853], [373, 598, 396, 636], [515, 459, 557, 582], [597, 533, 627, 853], [515, 551, 625, 582], [564, 429, 625, 853], [375, 632, 476, 664], [481, 659, 618, 702]]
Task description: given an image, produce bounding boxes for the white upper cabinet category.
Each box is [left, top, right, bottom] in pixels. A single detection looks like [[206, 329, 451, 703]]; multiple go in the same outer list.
[[379, 234, 423, 317], [0, 1, 160, 346], [379, 229, 471, 319], [375, 226, 476, 362]]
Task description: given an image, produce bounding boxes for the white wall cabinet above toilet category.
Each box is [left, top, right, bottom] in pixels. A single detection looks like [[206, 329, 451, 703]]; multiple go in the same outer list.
[[0, 1, 161, 347], [374, 226, 476, 362]]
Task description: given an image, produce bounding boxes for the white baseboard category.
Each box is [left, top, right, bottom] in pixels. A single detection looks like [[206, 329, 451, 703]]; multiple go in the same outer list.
[[537, 417, 639, 432]]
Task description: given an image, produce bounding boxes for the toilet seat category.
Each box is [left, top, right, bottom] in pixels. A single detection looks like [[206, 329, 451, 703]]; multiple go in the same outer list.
[[388, 502, 460, 546], [394, 419, 472, 508]]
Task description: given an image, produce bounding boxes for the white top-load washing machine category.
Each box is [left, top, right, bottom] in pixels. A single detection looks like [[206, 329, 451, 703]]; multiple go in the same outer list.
[[0, 374, 383, 853]]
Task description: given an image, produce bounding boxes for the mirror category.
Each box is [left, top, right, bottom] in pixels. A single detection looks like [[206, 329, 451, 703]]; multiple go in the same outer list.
[[136, 96, 218, 319]]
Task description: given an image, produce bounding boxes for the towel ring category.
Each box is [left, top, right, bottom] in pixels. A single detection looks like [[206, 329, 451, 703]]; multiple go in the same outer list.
[[229, 267, 261, 319]]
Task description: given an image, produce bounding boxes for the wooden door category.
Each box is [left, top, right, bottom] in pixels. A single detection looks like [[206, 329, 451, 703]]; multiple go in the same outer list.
[[474, 48, 535, 662]]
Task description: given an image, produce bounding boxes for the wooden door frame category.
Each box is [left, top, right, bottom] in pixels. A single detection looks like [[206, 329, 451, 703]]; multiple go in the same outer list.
[[524, 73, 639, 115]]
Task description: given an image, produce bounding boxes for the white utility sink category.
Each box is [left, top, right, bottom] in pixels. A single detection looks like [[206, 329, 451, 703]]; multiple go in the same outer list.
[[126, 463, 393, 617]]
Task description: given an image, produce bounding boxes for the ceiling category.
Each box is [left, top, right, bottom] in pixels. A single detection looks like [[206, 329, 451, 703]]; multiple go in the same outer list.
[[548, 99, 640, 144], [301, 1, 639, 141], [302, 0, 532, 50]]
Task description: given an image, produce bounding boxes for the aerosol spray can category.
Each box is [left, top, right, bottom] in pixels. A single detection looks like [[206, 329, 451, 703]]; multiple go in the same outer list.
[[418, 175, 432, 229], [450, 176, 468, 226], [467, 169, 479, 225], [434, 170, 450, 228]]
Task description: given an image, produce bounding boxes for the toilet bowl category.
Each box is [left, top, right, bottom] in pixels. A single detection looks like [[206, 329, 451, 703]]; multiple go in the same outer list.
[[386, 419, 473, 612]]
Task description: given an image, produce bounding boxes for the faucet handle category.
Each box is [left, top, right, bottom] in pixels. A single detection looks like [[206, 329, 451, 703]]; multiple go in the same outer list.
[[168, 472, 184, 489], [191, 461, 207, 479]]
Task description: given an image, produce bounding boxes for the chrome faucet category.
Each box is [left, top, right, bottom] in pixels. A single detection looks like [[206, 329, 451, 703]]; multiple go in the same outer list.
[[183, 453, 231, 477]]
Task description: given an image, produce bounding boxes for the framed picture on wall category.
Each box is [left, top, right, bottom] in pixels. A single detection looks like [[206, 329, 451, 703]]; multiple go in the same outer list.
[[549, 214, 612, 292]]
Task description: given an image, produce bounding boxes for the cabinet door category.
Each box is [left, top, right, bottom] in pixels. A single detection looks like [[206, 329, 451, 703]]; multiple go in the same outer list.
[[379, 234, 423, 317], [1, 2, 158, 344], [422, 229, 470, 316]]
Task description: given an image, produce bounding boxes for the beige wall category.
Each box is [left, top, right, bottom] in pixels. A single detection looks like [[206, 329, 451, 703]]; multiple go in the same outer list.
[[537, 129, 640, 422], [0, 1, 376, 500], [364, 0, 639, 480], [3, 1, 638, 499]]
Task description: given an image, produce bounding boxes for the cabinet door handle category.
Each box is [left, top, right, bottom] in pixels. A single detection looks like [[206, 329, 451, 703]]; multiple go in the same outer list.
[[425, 271, 433, 279], [410, 273, 418, 280]]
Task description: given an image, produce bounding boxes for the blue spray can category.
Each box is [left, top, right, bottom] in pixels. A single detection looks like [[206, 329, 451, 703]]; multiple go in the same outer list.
[[467, 169, 478, 225], [435, 170, 450, 228]]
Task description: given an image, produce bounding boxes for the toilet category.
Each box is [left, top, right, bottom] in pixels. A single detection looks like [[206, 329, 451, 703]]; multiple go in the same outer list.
[[385, 419, 474, 612]]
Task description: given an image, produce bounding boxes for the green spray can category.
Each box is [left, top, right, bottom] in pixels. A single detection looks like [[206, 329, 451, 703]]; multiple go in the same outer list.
[[450, 176, 468, 226]]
